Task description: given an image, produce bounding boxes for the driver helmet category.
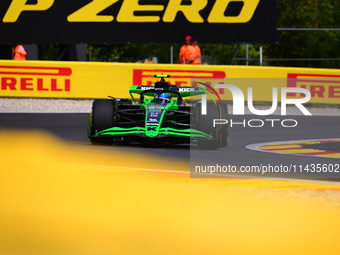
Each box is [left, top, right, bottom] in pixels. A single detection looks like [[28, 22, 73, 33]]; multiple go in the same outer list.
[[158, 93, 171, 105]]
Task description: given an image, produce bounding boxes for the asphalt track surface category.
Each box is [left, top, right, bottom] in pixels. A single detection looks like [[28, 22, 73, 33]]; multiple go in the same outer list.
[[0, 113, 339, 180]]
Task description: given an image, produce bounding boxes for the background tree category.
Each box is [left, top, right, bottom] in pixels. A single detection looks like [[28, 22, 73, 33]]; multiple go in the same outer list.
[[264, 0, 340, 68]]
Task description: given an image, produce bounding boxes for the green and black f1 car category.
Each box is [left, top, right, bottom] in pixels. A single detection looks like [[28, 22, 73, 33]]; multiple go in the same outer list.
[[87, 74, 229, 149]]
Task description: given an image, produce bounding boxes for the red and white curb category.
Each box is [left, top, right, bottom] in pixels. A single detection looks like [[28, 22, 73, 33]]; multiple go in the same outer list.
[[246, 138, 340, 159]]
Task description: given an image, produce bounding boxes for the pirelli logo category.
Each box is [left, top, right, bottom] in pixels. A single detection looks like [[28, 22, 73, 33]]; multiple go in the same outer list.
[[3, 0, 260, 24], [133, 69, 226, 87], [0, 0, 276, 44], [287, 73, 340, 98], [0, 66, 72, 92]]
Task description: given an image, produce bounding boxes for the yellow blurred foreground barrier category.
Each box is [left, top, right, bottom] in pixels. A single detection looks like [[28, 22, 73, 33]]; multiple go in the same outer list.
[[0, 129, 340, 255]]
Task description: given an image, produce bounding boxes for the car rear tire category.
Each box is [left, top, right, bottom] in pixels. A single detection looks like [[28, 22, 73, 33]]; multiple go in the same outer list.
[[197, 101, 221, 150], [90, 99, 116, 145], [220, 103, 229, 147]]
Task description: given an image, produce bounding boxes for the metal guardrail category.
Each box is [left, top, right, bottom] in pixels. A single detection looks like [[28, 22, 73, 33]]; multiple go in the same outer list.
[[277, 28, 340, 31], [234, 58, 340, 62], [231, 28, 340, 66]]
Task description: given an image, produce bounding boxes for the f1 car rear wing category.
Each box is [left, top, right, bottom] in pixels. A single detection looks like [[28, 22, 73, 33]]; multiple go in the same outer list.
[[129, 85, 206, 96], [129, 74, 221, 106], [129, 85, 207, 105]]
